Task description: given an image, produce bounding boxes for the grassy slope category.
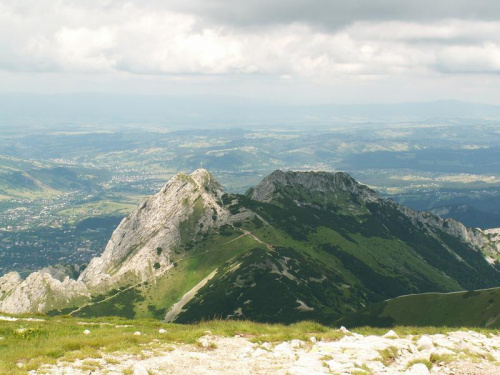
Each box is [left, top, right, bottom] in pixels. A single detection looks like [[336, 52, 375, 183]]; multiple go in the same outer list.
[[336, 288, 500, 328], [239, 189, 500, 292], [41, 174, 500, 325], [164, 185, 500, 324], [66, 227, 264, 320]]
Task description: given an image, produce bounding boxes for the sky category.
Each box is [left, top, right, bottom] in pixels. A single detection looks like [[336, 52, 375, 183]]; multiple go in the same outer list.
[[1, 0, 500, 104]]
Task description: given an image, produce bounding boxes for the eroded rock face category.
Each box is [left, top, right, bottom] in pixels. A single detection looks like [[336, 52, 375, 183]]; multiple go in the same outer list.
[[79, 169, 231, 291], [484, 228, 500, 254], [0, 169, 233, 313], [0, 271, 89, 314], [398, 204, 500, 259], [0, 272, 22, 298], [248, 170, 378, 203]]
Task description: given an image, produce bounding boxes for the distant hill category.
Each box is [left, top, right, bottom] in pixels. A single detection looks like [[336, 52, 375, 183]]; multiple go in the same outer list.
[[0, 159, 108, 198], [336, 288, 500, 328]]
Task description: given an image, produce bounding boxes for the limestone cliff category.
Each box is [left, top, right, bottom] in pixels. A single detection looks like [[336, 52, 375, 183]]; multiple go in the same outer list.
[[78, 169, 231, 291], [0, 271, 89, 314]]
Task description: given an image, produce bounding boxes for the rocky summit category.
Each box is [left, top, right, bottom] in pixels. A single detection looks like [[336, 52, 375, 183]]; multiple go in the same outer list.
[[1, 169, 500, 325]]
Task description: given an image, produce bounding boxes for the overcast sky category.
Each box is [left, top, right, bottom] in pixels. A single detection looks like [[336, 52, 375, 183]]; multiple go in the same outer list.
[[2, 0, 500, 104]]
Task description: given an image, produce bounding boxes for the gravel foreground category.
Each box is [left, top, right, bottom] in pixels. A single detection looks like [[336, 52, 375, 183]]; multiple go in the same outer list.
[[31, 328, 500, 375]]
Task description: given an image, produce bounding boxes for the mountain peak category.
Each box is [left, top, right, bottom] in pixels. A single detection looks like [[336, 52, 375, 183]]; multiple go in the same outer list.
[[190, 168, 221, 190], [79, 169, 228, 290], [162, 169, 222, 196], [248, 170, 377, 203]]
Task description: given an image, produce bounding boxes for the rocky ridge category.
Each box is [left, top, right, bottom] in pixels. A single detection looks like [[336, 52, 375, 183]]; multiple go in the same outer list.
[[248, 170, 378, 203], [250, 170, 498, 258], [0, 271, 89, 314], [0, 169, 232, 313], [1, 169, 499, 317], [484, 228, 500, 256], [79, 169, 231, 291]]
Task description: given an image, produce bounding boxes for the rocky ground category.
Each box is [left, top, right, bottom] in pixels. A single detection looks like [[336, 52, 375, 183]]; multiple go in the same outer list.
[[33, 328, 500, 374]]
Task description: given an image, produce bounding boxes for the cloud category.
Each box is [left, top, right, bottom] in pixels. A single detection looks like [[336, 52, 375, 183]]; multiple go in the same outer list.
[[164, 0, 500, 30], [436, 44, 500, 73], [1, 0, 500, 82]]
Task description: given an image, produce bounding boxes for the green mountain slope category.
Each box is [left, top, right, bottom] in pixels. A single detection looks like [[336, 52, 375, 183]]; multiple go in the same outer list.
[[170, 171, 500, 323], [4, 169, 500, 325], [336, 287, 500, 328]]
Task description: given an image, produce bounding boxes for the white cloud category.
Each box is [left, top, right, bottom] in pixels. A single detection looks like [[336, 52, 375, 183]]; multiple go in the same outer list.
[[1, 0, 500, 100], [436, 43, 500, 73]]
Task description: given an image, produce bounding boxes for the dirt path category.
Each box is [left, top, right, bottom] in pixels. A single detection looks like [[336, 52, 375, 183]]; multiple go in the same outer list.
[[239, 229, 274, 251], [164, 269, 218, 322]]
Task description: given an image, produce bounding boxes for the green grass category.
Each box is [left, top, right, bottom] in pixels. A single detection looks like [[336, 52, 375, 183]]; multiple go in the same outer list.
[[57, 200, 136, 221], [2, 314, 499, 374], [379, 345, 398, 366], [0, 315, 343, 374], [69, 231, 264, 320], [135, 233, 260, 319], [337, 287, 500, 328], [406, 358, 432, 370]]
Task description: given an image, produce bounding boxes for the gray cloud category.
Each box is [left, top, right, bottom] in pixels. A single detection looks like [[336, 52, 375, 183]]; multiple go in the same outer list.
[[164, 0, 500, 30], [1, 0, 500, 77], [1, 0, 500, 103]]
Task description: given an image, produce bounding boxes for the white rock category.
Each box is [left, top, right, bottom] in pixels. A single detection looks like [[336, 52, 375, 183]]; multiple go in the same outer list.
[[339, 326, 350, 334], [240, 345, 254, 358], [310, 336, 317, 343], [383, 330, 399, 339], [405, 363, 430, 375], [133, 363, 149, 375], [0, 271, 90, 314], [198, 337, 214, 348], [431, 347, 455, 357], [83, 330, 90, 335], [252, 348, 268, 357], [457, 341, 482, 355], [262, 342, 272, 350], [291, 339, 304, 348], [327, 360, 356, 373], [288, 367, 326, 375], [158, 328, 167, 334], [274, 342, 295, 359], [417, 335, 434, 351], [133, 331, 141, 336], [289, 353, 331, 374]]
